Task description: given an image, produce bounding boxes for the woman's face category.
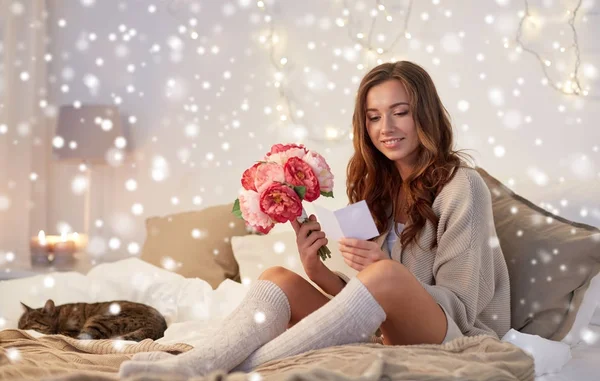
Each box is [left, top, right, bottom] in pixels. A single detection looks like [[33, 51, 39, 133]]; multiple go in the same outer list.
[[365, 79, 420, 176]]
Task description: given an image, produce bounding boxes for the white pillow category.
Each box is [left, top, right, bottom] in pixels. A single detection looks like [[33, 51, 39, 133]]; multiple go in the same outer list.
[[230, 231, 356, 288], [561, 272, 600, 344], [592, 307, 600, 326], [581, 272, 600, 327], [502, 329, 572, 376]]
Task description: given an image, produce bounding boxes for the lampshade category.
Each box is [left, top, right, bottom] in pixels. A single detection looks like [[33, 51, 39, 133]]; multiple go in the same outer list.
[[53, 105, 124, 164]]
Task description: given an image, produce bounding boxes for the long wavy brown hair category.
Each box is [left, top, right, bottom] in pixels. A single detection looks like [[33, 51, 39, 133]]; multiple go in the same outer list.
[[347, 61, 473, 250]]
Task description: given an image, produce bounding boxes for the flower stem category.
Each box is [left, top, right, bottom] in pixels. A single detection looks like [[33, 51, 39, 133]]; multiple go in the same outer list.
[[317, 245, 332, 261]]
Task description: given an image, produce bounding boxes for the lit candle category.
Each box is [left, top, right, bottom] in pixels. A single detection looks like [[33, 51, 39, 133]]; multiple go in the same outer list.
[[30, 230, 79, 267], [54, 231, 76, 256], [30, 230, 53, 265], [38, 230, 47, 246]]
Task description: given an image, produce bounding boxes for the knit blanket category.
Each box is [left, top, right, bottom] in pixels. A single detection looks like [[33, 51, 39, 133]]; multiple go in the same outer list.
[[0, 329, 534, 381]]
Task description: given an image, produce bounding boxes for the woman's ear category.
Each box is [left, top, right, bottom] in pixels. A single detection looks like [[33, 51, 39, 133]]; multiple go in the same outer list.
[[20, 302, 33, 312], [43, 299, 56, 315]]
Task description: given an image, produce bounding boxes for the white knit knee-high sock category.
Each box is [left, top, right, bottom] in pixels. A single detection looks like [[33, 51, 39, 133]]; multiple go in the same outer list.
[[233, 277, 386, 372], [119, 280, 290, 378]]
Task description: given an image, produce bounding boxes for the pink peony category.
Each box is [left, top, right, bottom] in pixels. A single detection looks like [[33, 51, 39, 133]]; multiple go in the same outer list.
[[268, 143, 307, 155], [302, 150, 334, 193], [254, 162, 285, 193], [238, 190, 275, 234], [259, 183, 303, 223], [284, 157, 320, 202], [263, 143, 308, 166], [241, 162, 260, 191]]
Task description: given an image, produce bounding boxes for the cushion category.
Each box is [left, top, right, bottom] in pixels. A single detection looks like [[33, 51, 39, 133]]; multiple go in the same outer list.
[[140, 203, 247, 289], [476, 167, 600, 341], [231, 230, 357, 287]]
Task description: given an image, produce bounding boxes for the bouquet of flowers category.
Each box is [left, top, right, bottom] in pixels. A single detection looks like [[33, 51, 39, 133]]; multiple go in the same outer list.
[[232, 143, 334, 261]]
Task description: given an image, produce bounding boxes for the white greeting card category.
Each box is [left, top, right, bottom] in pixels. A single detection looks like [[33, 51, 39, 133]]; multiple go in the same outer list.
[[313, 200, 380, 241]]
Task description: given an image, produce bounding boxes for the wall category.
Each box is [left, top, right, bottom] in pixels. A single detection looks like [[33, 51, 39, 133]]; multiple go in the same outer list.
[[3, 0, 598, 263]]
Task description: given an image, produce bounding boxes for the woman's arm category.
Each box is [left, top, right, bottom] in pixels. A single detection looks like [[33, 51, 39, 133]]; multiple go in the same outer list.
[[419, 170, 503, 333]]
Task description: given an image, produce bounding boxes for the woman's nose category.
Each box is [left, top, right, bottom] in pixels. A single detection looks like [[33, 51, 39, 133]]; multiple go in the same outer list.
[[382, 115, 395, 132]]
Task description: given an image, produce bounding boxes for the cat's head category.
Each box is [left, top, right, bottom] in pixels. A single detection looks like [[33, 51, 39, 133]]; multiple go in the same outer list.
[[18, 299, 59, 334]]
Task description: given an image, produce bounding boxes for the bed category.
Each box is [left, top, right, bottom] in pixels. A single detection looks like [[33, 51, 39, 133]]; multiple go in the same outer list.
[[1, 167, 599, 380], [0, 258, 597, 381]]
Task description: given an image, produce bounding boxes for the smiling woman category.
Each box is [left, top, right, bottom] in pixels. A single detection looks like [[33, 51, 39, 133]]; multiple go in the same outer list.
[[335, 61, 512, 348], [348, 61, 471, 250]]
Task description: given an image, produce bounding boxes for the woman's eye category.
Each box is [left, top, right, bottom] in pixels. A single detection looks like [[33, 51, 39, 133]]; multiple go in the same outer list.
[[394, 112, 408, 116]]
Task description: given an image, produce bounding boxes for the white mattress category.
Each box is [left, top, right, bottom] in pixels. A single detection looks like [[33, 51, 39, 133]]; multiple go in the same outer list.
[[1, 258, 599, 380]]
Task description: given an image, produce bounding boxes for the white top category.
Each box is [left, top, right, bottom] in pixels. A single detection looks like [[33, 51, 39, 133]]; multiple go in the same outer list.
[[385, 222, 405, 256]]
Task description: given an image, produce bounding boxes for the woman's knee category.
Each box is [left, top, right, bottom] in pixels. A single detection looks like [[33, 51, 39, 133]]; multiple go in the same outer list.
[[357, 260, 411, 294], [359, 259, 408, 281], [258, 266, 301, 283]]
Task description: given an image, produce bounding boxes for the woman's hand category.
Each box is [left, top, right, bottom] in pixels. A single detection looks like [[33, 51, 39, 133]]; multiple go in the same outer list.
[[290, 214, 327, 277], [338, 238, 387, 272]]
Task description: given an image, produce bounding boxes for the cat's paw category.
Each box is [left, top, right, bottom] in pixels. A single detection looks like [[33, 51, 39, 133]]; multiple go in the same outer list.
[[132, 351, 175, 362], [77, 333, 94, 340]]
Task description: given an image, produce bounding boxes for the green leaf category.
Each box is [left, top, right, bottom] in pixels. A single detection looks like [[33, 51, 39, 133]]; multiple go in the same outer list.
[[320, 190, 334, 198], [232, 198, 243, 219], [294, 185, 306, 200]]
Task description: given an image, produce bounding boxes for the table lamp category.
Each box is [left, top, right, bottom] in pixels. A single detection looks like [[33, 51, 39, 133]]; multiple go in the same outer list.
[[53, 104, 124, 240]]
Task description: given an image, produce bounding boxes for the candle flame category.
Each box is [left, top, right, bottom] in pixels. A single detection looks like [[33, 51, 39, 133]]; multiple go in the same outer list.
[[38, 230, 47, 245]]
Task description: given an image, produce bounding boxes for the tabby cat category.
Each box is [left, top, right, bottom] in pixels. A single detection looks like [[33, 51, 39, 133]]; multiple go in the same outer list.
[[18, 299, 167, 341]]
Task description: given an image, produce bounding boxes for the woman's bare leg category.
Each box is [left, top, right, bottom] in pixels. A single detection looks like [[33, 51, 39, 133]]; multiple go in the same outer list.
[[357, 259, 447, 345], [258, 266, 331, 327]]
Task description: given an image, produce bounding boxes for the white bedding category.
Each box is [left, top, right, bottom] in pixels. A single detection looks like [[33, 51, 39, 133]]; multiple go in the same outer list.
[[536, 325, 600, 381], [0, 258, 249, 338], [0, 258, 598, 380]]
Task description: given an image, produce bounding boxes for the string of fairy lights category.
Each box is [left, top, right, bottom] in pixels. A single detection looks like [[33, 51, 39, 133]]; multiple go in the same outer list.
[[516, 0, 590, 98], [255, 0, 302, 128], [255, 0, 596, 142], [165, 0, 595, 143], [341, 0, 413, 65]]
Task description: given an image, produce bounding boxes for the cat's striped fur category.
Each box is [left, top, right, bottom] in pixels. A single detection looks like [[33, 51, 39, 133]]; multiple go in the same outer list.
[[18, 299, 167, 341]]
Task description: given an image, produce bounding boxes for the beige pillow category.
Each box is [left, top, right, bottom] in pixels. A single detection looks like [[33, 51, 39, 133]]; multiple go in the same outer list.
[[476, 167, 600, 340], [140, 203, 247, 289]]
